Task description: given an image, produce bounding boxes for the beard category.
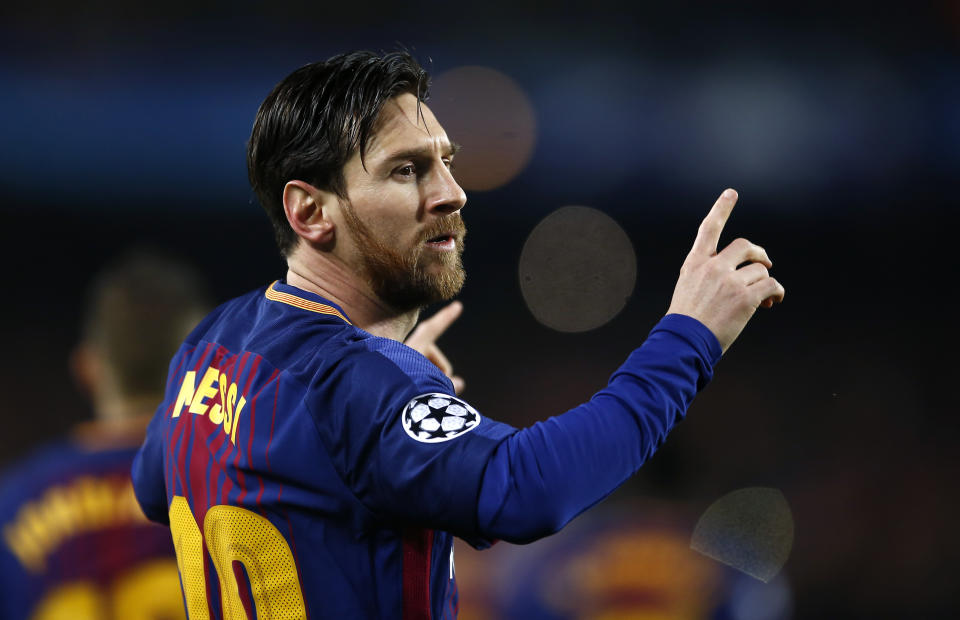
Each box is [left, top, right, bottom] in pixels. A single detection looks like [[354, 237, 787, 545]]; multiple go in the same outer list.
[[339, 202, 466, 313]]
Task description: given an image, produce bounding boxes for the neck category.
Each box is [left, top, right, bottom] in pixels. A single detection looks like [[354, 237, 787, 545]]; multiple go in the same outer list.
[[75, 404, 154, 450], [285, 251, 419, 342], [94, 394, 162, 423]]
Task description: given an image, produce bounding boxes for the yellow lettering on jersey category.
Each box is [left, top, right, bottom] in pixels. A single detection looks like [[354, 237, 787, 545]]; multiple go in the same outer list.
[[33, 559, 185, 620], [111, 558, 187, 620], [39, 486, 75, 551], [2, 477, 150, 573], [209, 373, 228, 425], [169, 497, 210, 620], [171, 365, 247, 445], [78, 477, 115, 529], [223, 383, 236, 436], [231, 396, 246, 445], [30, 582, 103, 619], [3, 520, 44, 573], [205, 505, 306, 619], [189, 366, 220, 416], [21, 504, 52, 552], [167, 496, 307, 620], [172, 370, 197, 418], [209, 401, 224, 424]]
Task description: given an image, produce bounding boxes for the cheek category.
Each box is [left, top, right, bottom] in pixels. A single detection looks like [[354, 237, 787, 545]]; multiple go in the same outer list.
[[365, 197, 422, 239]]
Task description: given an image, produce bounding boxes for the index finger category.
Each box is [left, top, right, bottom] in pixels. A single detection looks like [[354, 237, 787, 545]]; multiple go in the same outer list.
[[690, 188, 738, 258], [405, 301, 463, 348]]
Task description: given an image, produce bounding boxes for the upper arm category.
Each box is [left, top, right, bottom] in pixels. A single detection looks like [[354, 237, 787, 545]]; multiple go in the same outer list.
[[306, 349, 515, 537], [131, 408, 170, 525]]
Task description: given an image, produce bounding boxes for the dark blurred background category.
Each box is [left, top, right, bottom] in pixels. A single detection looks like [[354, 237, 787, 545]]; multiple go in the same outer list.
[[1, 1, 957, 617]]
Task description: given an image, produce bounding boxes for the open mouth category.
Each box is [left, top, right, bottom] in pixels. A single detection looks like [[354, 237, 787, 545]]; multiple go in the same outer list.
[[425, 234, 456, 250]]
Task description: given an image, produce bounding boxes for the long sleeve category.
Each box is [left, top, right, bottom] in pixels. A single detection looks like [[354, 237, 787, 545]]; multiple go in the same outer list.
[[476, 313, 722, 543]]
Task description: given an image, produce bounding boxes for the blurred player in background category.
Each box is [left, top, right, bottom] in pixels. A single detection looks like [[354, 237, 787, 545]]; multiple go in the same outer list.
[[0, 250, 210, 619], [132, 50, 784, 619], [455, 498, 793, 620]]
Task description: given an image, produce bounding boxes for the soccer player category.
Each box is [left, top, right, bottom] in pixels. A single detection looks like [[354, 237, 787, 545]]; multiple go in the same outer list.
[[0, 251, 209, 619], [132, 51, 784, 619]]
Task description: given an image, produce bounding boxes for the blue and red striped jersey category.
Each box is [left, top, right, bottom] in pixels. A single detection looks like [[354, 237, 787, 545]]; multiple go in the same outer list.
[[0, 424, 184, 620], [133, 279, 723, 619], [132, 280, 516, 619]]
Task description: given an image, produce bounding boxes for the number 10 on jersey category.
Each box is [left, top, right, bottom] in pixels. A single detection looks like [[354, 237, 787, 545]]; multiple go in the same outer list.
[[169, 496, 306, 619]]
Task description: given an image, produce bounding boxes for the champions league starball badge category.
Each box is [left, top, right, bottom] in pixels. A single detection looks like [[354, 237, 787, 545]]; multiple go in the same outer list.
[[401, 393, 481, 443]]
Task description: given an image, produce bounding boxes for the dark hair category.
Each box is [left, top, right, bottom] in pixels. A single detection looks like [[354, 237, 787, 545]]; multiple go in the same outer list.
[[247, 51, 430, 256], [82, 249, 211, 399]]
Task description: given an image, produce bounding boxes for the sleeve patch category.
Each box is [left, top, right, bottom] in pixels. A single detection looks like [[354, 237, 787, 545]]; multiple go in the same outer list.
[[401, 393, 481, 443]]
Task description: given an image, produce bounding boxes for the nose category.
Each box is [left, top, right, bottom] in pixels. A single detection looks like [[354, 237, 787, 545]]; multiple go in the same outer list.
[[425, 162, 467, 215]]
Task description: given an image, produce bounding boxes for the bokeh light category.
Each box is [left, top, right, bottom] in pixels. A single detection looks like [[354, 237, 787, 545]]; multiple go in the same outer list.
[[690, 487, 794, 583], [518, 206, 636, 333], [428, 65, 537, 191]]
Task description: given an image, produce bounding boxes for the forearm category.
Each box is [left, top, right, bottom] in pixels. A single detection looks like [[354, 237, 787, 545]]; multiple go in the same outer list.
[[476, 314, 721, 543]]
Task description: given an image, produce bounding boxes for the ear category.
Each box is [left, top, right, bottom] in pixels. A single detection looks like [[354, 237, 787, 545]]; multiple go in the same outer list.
[[283, 180, 336, 246], [70, 344, 100, 397]]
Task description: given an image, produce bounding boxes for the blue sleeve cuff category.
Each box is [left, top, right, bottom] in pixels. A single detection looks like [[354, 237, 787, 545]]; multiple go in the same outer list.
[[656, 314, 723, 367]]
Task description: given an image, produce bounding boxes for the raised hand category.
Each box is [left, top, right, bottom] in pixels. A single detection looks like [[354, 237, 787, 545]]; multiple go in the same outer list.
[[666, 189, 785, 354], [405, 301, 466, 394]]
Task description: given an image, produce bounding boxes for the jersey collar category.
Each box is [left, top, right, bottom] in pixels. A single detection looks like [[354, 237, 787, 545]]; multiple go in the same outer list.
[[264, 280, 353, 325]]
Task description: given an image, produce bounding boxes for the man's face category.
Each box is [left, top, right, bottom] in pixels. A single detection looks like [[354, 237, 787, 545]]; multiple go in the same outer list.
[[337, 93, 467, 312]]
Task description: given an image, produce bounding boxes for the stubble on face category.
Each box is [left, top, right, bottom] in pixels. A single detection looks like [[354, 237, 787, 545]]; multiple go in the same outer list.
[[339, 201, 467, 313]]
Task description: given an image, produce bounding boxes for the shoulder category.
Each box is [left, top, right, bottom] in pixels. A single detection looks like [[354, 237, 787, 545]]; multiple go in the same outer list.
[[178, 282, 356, 375], [315, 333, 452, 405], [302, 333, 466, 438], [357, 334, 454, 393]]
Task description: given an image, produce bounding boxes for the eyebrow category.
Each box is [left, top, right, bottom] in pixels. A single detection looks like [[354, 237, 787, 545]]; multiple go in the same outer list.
[[379, 142, 461, 168]]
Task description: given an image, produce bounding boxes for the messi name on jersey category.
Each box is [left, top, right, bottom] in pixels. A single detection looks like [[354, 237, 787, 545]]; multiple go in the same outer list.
[[171, 363, 248, 445]]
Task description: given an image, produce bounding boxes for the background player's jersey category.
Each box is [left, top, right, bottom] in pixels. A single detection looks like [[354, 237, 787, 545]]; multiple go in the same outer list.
[[133, 281, 517, 619], [496, 510, 736, 619], [0, 429, 184, 620]]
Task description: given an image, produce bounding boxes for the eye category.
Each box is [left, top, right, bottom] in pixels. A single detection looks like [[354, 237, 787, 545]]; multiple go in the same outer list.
[[395, 164, 417, 178]]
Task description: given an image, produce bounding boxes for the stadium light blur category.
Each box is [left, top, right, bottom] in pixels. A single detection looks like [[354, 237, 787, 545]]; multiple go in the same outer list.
[[428, 66, 537, 192], [518, 206, 636, 333], [691, 487, 794, 583]]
